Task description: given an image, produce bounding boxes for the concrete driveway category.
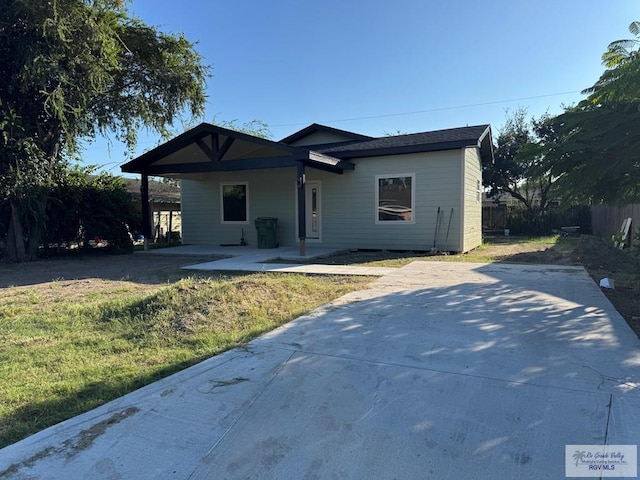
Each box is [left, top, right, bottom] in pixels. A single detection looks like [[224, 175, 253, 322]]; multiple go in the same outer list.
[[1, 262, 639, 479]]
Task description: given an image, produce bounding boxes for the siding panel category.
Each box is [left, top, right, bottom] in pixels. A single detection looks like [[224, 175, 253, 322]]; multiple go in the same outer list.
[[462, 147, 483, 252]]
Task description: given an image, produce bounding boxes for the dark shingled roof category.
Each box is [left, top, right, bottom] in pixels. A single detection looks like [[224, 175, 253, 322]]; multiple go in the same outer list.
[[280, 123, 374, 145], [313, 124, 492, 161]]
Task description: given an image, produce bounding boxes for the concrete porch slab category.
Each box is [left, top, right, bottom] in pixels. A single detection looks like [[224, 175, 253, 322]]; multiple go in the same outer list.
[[137, 244, 344, 261], [141, 244, 394, 276]]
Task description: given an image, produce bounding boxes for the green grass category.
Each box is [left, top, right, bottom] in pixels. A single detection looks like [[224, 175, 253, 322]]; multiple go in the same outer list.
[[0, 273, 369, 448], [314, 235, 579, 268]]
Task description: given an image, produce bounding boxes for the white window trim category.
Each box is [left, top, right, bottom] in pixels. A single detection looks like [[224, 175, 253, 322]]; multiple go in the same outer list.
[[375, 173, 416, 225], [220, 181, 249, 224]]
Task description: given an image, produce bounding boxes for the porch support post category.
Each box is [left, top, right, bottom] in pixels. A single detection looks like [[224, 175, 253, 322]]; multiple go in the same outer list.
[[297, 162, 306, 257], [141, 174, 151, 251]]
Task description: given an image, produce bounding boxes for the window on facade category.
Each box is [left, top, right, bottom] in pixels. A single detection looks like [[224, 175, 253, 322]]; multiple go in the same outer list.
[[376, 174, 414, 223], [221, 183, 248, 223]]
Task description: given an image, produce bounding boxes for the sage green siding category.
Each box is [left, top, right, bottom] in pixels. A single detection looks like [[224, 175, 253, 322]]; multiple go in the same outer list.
[[180, 149, 479, 252], [462, 147, 483, 252], [181, 168, 297, 246], [307, 150, 464, 251]]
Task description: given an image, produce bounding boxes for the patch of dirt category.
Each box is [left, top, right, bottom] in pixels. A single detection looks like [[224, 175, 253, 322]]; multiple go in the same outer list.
[[570, 234, 637, 275], [485, 238, 574, 263], [0, 251, 224, 290], [0, 251, 228, 311]]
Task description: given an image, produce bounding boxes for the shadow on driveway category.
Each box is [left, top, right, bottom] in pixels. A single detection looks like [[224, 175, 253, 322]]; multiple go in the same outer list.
[[1, 262, 639, 479]]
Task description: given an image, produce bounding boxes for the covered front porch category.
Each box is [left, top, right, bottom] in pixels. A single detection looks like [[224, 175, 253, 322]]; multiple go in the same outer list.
[[121, 123, 354, 255]]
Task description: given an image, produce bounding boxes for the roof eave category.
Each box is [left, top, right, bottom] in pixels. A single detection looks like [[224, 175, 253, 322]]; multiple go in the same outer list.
[[476, 125, 495, 165], [326, 140, 480, 160]]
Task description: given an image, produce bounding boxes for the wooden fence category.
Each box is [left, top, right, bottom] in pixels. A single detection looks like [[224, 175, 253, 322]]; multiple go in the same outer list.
[[482, 205, 507, 231], [591, 204, 640, 244]]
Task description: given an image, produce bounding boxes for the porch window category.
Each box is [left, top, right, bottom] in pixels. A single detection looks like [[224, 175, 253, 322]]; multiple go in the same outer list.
[[221, 182, 249, 223], [375, 174, 415, 223]]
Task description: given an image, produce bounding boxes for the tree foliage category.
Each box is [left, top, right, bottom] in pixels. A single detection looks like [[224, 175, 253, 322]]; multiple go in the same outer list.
[[46, 169, 138, 253], [212, 117, 273, 139], [483, 108, 558, 227], [0, 0, 208, 261], [551, 21, 640, 204]]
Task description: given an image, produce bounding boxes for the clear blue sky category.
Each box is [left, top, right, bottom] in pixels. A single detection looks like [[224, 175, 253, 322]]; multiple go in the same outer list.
[[85, 0, 639, 174]]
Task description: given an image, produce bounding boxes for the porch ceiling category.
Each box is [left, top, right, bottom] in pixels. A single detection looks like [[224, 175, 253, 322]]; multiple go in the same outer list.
[[121, 123, 354, 176]]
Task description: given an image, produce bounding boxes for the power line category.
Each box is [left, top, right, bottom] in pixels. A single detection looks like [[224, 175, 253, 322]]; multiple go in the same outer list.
[[271, 90, 582, 127]]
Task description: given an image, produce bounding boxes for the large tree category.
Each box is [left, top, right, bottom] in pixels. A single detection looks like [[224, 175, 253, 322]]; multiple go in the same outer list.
[[0, 0, 208, 261], [551, 21, 640, 203], [483, 108, 558, 227]]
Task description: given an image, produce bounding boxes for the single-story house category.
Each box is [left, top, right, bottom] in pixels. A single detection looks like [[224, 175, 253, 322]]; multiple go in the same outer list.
[[121, 122, 493, 254]]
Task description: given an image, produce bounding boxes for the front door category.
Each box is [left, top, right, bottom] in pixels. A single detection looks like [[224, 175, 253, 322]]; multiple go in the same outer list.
[[305, 181, 321, 240]]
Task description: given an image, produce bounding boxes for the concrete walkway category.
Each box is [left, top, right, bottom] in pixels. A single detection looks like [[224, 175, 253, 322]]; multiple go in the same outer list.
[[141, 244, 396, 276], [1, 262, 639, 479]]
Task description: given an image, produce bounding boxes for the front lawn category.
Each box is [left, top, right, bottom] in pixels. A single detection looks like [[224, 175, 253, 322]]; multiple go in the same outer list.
[[0, 263, 369, 448]]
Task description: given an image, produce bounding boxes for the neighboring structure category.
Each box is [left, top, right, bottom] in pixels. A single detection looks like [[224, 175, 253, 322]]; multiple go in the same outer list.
[[482, 192, 510, 233], [123, 178, 182, 241], [121, 123, 493, 253]]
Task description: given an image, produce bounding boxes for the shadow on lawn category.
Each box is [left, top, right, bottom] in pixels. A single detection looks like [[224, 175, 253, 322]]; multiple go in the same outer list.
[[0, 251, 225, 288]]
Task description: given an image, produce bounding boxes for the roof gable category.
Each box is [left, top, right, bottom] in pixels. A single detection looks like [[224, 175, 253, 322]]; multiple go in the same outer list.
[[121, 123, 353, 176], [280, 123, 373, 147]]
